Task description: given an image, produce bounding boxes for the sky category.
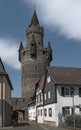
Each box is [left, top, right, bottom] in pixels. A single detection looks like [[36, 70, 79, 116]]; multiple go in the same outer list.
[[0, 0, 81, 97]]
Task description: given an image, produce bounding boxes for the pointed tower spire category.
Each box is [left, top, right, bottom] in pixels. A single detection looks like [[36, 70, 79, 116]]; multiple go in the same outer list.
[[48, 41, 52, 49], [26, 10, 43, 48], [47, 41, 52, 62], [19, 42, 23, 61], [19, 41, 23, 51], [30, 10, 39, 26]]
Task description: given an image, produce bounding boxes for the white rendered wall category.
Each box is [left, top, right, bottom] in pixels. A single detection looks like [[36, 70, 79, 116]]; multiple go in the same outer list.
[[28, 106, 36, 121], [43, 85, 81, 126], [44, 104, 56, 122], [55, 85, 81, 126]]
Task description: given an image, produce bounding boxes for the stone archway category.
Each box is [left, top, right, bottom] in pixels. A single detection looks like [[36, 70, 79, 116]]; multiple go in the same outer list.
[[11, 110, 25, 124], [17, 110, 25, 123]]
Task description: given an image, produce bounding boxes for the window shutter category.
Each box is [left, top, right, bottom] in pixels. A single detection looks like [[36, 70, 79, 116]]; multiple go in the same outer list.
[[61, 87, 64, 96], [79, 88, 81, 97], [62, 107, 65, 117]]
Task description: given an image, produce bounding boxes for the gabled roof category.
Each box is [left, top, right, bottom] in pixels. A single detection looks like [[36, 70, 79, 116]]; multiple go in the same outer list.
[[36, 74, 46, 91], [0, 57, 6, 74], [39, 74, 46, 90], [47, 66, 81, 86], [0, 58, 13, 90]]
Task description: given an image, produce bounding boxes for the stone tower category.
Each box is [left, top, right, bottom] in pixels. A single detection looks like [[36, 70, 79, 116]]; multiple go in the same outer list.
[[19, 10, 52, 98]]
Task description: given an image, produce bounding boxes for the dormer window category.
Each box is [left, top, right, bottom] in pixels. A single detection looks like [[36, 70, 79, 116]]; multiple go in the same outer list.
[[47, 76, 51, 83], [48, 91, 50, 99]]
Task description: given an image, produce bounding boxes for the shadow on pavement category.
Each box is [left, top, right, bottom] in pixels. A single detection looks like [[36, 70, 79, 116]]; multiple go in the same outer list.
[[13, 122, 30, 127]]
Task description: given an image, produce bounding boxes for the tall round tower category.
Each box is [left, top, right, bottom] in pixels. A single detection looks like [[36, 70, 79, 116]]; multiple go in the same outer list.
[[19, 10, 52, 98]]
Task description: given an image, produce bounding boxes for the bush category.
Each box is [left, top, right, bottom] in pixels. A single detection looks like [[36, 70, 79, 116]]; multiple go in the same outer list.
[[65, 115, 81, 128]]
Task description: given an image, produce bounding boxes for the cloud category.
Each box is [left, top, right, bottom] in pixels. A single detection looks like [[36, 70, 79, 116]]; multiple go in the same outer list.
[[23, 0, 81, 41], [0, 38, 20, 70]]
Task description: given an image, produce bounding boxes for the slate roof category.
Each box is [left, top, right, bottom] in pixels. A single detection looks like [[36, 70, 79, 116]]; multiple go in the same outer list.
[[47, 66, 81, 86], [30, 9, 39, 26]]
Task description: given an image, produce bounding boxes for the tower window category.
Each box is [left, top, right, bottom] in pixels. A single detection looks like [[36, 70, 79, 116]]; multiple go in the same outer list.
[[43, 51, 45, 55], [35, 66, 37, 70], [23, 51, 25, 56]]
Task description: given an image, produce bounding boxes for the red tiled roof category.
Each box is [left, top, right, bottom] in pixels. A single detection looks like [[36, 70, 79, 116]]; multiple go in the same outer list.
[[39, 74, 45, 90]]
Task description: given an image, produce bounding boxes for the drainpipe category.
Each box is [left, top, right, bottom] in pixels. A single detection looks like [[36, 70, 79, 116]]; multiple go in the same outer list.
[[71, 87, 75, 130]]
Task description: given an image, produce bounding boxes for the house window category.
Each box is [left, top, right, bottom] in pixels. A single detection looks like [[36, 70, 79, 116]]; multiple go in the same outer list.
[[48, 91, 50, 99], [61, 87, 72, 97], [71, 108, 74, 115], [47, 76, 51, 83], [49, 108, 52, 117], [79, 88, 81, 97], [65, 88, 70, 96], [41, 109, 42, 116], [44, 109, 47, 117], [61, 87, 64, 96], [40, 93, 43, 101], [37, 94, 41, 103], [38, 110, 39, 116], [62, 107, 70, 117], [44, 93, 46, 100], [79, 108, 81, 114]]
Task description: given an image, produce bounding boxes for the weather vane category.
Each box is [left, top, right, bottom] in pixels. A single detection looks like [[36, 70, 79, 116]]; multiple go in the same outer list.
[[34, 0, 36, 10]]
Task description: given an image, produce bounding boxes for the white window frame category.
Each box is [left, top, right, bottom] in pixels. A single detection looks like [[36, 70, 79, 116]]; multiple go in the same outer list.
[[40, 93, 43, 101], [64, 87, 71, 97], [49, 108, 52, 117], [62, 107, 71, 117], [48, 91, 50, 99], [44, 109, 47, 117]]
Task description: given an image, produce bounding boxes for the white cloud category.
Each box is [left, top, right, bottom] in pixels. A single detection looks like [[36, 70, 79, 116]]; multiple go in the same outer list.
[[0, 38, 21, 70], [23, 0, 81, 41]]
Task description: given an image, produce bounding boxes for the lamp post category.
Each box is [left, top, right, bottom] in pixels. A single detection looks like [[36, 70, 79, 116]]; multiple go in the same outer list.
[[70, 87, 75, 130]]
